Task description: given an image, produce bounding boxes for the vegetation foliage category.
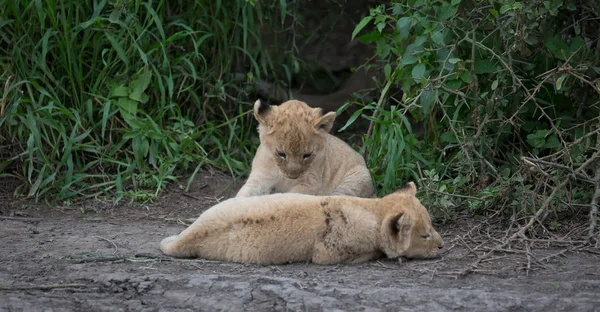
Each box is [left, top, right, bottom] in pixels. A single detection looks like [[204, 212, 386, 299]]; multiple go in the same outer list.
[[0, 0, 268, 203], [1, 0, 599, 235], [342, 0, 599, 230]]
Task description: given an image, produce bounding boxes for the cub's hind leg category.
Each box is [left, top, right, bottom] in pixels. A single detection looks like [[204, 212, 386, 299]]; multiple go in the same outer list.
[[159, 234, 197, 258], [332, 167, 376, 198]]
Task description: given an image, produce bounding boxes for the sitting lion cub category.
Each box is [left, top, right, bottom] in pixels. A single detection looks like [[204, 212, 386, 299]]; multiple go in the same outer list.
[[160, 182, 443, 265], [235, 99, 375, 198]]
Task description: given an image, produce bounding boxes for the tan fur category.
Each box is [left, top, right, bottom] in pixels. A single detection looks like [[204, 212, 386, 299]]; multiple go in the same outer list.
[[235, 99, 375, 198], [160, 182, 444, 265]]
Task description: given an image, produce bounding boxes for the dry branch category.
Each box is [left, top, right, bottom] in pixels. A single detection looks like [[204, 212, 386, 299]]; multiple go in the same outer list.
[[0, 283, 87, 291], [0, 216, 43, 222], [588, 176, 600, 241]]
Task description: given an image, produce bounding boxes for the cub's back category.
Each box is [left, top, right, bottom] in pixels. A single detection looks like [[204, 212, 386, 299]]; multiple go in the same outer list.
[[188, 194, 328, 263]]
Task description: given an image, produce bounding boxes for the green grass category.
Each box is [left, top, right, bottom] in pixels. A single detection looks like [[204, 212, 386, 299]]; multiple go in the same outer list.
[[0, 0, 268, 203]]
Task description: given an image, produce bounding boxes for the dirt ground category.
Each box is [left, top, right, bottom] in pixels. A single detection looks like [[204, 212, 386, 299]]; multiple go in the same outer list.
[[1, 171, 599, 312]]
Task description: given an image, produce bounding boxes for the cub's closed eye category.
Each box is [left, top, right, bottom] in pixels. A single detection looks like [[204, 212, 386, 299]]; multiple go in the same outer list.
[[276, 150, 286, 158], [421, 234, 430, 239], [302, 152, 313, 159]]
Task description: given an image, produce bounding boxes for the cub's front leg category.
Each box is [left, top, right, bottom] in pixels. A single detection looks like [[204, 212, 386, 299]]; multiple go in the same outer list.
[[236, 174, 277, 197], [311, 242, 381, 265]]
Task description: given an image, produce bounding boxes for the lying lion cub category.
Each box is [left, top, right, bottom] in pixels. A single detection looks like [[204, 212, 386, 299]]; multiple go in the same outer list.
[[160, 182, 443, 265], [235, 99, 375, 198]]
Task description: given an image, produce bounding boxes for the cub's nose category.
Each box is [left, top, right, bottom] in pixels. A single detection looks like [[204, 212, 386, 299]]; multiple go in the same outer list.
[[286, 171, 301, 179], [435, 233, 444, 249]]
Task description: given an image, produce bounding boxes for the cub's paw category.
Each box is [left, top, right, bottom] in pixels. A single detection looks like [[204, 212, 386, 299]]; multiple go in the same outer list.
[[159, 235, 179, 255]]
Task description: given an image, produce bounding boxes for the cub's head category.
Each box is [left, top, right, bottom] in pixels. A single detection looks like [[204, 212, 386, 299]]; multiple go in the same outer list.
[[253, 99, 336, 179], [378, 182, 444, 259]]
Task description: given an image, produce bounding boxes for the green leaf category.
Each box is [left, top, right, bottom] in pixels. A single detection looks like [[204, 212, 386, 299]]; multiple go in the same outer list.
[[460, 72, 472, 83], [117, 97, 138, 121], [338, 107, 367, 132], [357, 31, 381, 44], [438, 3, 458, 21], [376, 22, 385, 33], [568, 36, 585, 57], [474, 59, 498, 74], [448, 58, 461, 64], [526, 129, 551, 149], [392, 4, 404, 15], [431, 31, 445, 45], [545, 36, 569, 60], [420, 87, 437, 113], [352, 16, 373, 40], [491, 79, 499, 90], [412, 63, 426, 80], [109, 9, 120, 23], [101, 100, 111, 138], [129, 68, 153, 103], [375, 38, 392, 58], [104, 31, 129, 67], [451, 0, 462, 5], [440, 131, 458, 143], [132, 137, 150, 162], [555, 75, 567, 90], [401, 42, 423, 66], [446, 79, 462, 91], [396, 17, 411, 41], [499, 5, 512, 14], [384, 64, 392, 80], [109, 84, 128, 98], [279, 0, 287, 25], [543, 134, 561, 149]]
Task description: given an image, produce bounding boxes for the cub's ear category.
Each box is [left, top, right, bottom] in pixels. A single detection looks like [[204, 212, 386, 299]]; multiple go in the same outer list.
[[314, 111, 336, 133], [388, 211, 414, 253], [253, 99, 273, 126], [389, 212, 413, 235], [394, 181, 417, 196]]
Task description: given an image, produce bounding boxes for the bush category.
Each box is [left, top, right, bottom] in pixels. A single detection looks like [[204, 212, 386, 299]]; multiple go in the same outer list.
[[342, 0, 599, 225]]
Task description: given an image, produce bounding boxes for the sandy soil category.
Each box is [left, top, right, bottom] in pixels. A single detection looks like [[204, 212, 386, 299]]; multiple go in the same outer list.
[[1, 171, 599, 312]]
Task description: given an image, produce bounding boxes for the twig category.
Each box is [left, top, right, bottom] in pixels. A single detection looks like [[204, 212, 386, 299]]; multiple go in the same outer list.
[[537, 246, 580, 263], [64, 256, 127, 263], [588, 173, 600, 241], [459, 176, 571, 276], [95, 236, 118, 255], [525, 242, 532, 275], [0, 283, 87, 291], [62, 254, 223, 264], [428, 189, 483, 201], [522, 156, 595, 183], [1, 75, 12, 117], [180, 192, 203, 201], [0, 216, 43, 222]]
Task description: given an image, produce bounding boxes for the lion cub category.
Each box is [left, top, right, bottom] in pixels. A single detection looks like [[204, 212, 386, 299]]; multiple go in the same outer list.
[[160, 182, 444, 265], [235, 99, 375, 198]]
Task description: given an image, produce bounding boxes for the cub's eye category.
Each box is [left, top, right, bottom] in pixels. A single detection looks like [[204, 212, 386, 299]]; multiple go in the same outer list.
[[302, 152, 313, 160], [421, 234, 430, 239], [275, 150, 286, 159]]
